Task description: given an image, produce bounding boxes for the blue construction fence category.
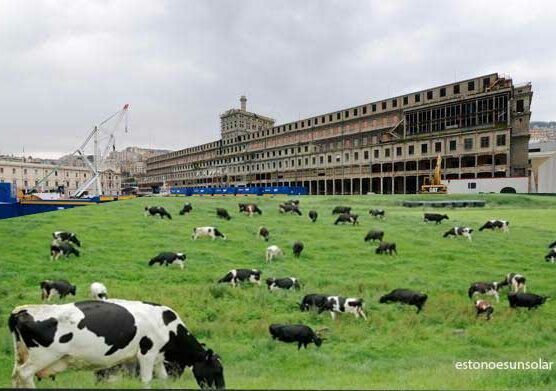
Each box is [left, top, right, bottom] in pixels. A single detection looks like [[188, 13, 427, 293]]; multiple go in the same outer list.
[[171, 186, 307, 196]]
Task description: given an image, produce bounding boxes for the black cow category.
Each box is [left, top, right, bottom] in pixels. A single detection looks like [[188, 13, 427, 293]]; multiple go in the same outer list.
[[498, 273, 526, 292], [545, 249, 556, 263], [369, 209, 385, 219], [479, 220, 509, 232], [424, 213, 449, 224], [475, 300, 494, 320], [258, 227, 270, 241], [468, 282, 500, 302], [299, 293, 330, 312], [218, 269, 261, 287], [334, 213, 359, 225], [508, 292, 548, 309], [148, 252, 186, 269], [179, 203, 192, 215], [52, 231, 81, 247], [40, 280, 76, 301], [216, 208, 231, 220], [50, 240, 80, 260], [375, 242, 397, 255], [379, 289, 428, 313], [293, 241, 304, 257], [279, 204, 302, 215], [308, 210, 318, 222], [144, 206, 172, 219], [269, 324, 324, 350], [266, 277, 300, 291], [364, 230, 384, 242], [332, 206, 351, 214]]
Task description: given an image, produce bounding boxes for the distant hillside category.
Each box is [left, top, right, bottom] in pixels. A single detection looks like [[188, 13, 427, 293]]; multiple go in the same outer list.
[[530, 121, 556, 129]]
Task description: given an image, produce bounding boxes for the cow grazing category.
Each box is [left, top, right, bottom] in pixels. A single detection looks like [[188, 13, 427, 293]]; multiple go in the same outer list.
[[258, 227, 270, 241], [299, 294, 330, 312], [284, 199, 300, 206], [266, 277, 300, 291], [443, 227, 474, 241], [498, 273, 526, 293], [424, 213, 449, 224], [192, 227, 226, 240], [475, 300, 494, 320], [179, 203, 192, 215], [319, 296, 367, 320], [375, 242, 397, 255], [508, 292, 548, 310], [308, 210, 318, 222], [266, 245, 284, 263], [216, 208, 231, 221], [8, 299, 225, 388], [334, 213, 359, 225], [239, 203, 262, 216], [364, 230, 384, 243], [218, 269, 261, 287], [148, 252, 186, 270], [90, 282, 108, 300], [50, 240, 80, 260], [279, 204, 302, 215], [40, 280, 76, 301], [144, 206, 172, 219], [269, 324, 324, 350], [332, 206, 351, 215], [545, 249, 556, 263], [479, 220, 509, 232], [292, 241, 304, 257], [379, 289, 428, 313], [468, 282, 500, 302], [52, 231, 81, 247], [369, 209, 385, 219]]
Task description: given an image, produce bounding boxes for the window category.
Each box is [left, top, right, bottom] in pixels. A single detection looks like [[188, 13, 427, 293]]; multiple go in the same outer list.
[[414, 94, 421, 103], [329, 114, 333, 121], [516, 99, 524, 113], [381, 101, 387, 110], [454, 84, 460, 94], [354, 152, 359, 161], [337, 113, 341, 120], [385, 148, 390, 157], [480, 136, 490, 148], [345, 111, 349, 118], [464, 138, 473, 150], [374, 150, 379, 158], [24, 169, 27, 174], [408, 145, 415, 155], [440, 87, 446, 97], [319, 156, 324, 164], [449, 140, 457, 151], [371, 104, 376, 112], [392, 99, 397, 108], [427, 91, 433, 100], [353, 108, 358, 116], [467, 182, 477, 189], [435, 142, 441, 152], [403, 96, 408, 105], [396, 147, 402, 156], [421, 143, 428, 154], [362, 106, 367, 115], [0, 168, 3, 173], [364, 151, 369, 160], [328, 155, 332, 163], [483, 77, 490, 89], [496, 134, 506, 146], [12, 168, 16, 174], [468, 81, 475, 91], [314, 118, 318, 125], [345, 153, 349, 162]]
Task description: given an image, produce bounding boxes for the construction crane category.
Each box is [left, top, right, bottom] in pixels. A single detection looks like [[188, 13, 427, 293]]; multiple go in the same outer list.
[[420, 155, 448, 194]]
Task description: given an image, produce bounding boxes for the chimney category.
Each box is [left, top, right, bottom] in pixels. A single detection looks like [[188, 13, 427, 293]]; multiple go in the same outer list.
[[240, 95, 247, 111]]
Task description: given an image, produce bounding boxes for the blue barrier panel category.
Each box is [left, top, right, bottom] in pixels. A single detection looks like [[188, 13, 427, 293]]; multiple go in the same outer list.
[[0, 183, 16, 203], [171, 186, 307, 196]]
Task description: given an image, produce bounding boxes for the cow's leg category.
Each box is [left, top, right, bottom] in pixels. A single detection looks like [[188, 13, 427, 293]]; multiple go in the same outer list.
[[137, 352, 156, 386], [297, 342, 302, 350], [523, 284, 527, 293], [154, 359, 168, 380], [358, 308, 368, 320], [14, 350, 62, 388], [330, 311, 336, 320]]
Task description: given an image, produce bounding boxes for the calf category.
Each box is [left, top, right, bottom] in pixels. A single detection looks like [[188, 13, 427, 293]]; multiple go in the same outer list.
[[364, 230, 384, 243], [179, 203, 192, 215], [320, 296, 367, 320], [40, 280, 76, 301], [148, 252, 186, 270], [218, 269, 261, 287], [479, 220, 509, 232], [144, 206, 172, 219], [332, 206, 351, 215], [50, 240, 80, 260], [369, 209, 385, 219], [266, 277, 300, 291], [192, 227, 226, 240], [498, 273, 526, 293], [468, 282, 500, 302], [216, 208, 232, 221], [90, 282, 108, 300], [375, 242, 397, 255], [239, 203, 262, 216], [424, 213, 449, 224], [52, 231, 81, 247], [443, 227, 473, 241], [269, 324, 324, 350], [299, 294, 330, 312], [334, 213, 359, 225], [508, 292, 548, 309], [279, 204, 302, 215], [308, 210, 318, 222], [292, 241, 304, 257], [475, 300, 494, 320], [266, 245, 284, 263], [258, 227, 270, 241], [545, 249, 556, 263], [379, 289, 428, 313]]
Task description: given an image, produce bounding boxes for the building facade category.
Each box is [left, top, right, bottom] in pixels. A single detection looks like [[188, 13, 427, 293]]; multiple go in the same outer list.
[[142, 73, 532, 195]]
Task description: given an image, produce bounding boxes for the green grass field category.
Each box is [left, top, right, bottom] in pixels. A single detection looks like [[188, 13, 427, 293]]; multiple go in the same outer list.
[[1, 194, 555, 389]]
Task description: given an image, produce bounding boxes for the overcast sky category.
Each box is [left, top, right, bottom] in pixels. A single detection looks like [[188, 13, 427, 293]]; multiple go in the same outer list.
[[1, 0, 555, 158]]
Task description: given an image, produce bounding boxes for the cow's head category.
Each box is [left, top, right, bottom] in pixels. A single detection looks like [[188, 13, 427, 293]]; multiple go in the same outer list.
[[70, 285, 77, 296], [265, 278, 275, 287], [69, 234, 81, 247], [193, 349, 225, 389], [177, 253, 186, 261], [443, 215, 449, 220]]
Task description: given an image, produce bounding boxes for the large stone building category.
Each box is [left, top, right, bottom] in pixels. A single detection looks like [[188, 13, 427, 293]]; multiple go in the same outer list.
[[141, 73, 532, 195]]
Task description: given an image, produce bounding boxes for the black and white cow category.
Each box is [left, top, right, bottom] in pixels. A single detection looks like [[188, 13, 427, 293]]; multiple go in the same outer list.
[[369, 209, 385, 219], [258, 227, 270, 241], [148, 252, 186, 270], [375, 242, 397, 255], [50, 241, 80, 260], [292, 241, 304, 257], [479, 220, 509, 232], [218, 269, 261, 287], [284, 200, 300, 206], [364, 230, 384, 243], [52, 231, 81, 247], [379, 289, 428, 313], [279, 204, 302, 215], [266, 245, 284, 263], [468, 282, 500, 302], [298, 294, 331, 312], [269, 324, 324, 350], [216, 208, 232, 221], [266, 277, 300, 291], [308, 210, 318, 222], [40, 280, 76, 301], [319, 296, 367, 320], [332, 206, 351, 215], [8, 300, 225, 388], [424, 213, 449, 224], [498, 273, 526, 292], [192, 227, 226, 240], [90, 282, 108, 300], [508, 292, 548, 309], [144, 206, 172, 219], [475, 300, 494, 320], [179, 203, 192, 215], [545, 249, 556, 263], [334, 213, 359, 225], [443, 227, 474, 241]]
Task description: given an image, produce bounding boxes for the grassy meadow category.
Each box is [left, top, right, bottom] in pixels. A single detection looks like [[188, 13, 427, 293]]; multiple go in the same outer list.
[[0, 194, 555, 389]]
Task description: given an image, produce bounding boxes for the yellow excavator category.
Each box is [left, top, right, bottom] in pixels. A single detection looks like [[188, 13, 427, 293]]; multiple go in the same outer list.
[[420, 155, 448, 193]]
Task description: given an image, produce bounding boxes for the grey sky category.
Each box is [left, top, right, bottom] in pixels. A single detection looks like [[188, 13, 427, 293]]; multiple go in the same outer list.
[[1, 0, 555, 158]]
